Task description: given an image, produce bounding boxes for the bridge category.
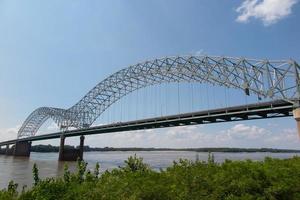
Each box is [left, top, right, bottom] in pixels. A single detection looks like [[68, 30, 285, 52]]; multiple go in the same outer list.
[[0, 55, 300, 161]]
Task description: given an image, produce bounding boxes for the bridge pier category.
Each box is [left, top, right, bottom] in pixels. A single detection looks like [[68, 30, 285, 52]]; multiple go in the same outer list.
[[5, 144, 14, 156], [5, 144, 11, 155], [58, 135, 65, 161], [293, 108, 300, 138], [13, 141, 31, 157], [79, 135, 85, 160], [0, 144, 13, 155], [0, 146, 5, 155], [58, 135, 85, 161]]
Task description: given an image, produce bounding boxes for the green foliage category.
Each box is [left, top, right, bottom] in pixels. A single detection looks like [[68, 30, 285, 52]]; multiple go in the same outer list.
[[0, 181, 18, 200], [63, 164, 70, 183], [0, 155, 300, 200], [32, 163, 39, 186], [7, 181, 18, 195], [76, 159, 88, 183], [208, 152, 215, 164], [122, 154, 150, 172], [94, 162, 100, 178]]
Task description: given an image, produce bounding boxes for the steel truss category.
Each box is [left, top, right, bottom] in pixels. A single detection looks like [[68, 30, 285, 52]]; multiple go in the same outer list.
[[18, 55, 300, 138]]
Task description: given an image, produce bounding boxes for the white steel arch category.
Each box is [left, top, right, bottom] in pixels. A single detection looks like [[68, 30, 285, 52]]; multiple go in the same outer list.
[[18, 55, 300, 138]]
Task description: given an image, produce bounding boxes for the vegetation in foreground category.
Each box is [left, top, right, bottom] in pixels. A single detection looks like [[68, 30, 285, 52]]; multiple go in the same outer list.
[[1, 154, 300, 200]]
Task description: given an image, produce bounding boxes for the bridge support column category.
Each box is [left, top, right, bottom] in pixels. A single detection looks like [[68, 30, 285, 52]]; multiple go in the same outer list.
[[58, 135, 66, 161], [293, 108, 300, 138], [13, 141, 31, 157], [0, 145, 11, 155], [5, 144, 10, 155], [79, 135, 85, 161], [0, 146, 5, 155], [58, 135, 84, 161]]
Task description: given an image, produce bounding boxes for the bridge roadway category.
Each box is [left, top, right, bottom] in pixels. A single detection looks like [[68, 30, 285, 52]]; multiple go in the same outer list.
[[0, 99, 295, 146]]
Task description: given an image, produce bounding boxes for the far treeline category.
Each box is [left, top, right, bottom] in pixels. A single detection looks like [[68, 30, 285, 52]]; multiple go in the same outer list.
[[31, 145, 300, 153]]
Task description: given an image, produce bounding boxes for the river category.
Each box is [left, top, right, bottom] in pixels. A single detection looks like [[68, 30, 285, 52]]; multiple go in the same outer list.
[[0, 151, 299, 189]]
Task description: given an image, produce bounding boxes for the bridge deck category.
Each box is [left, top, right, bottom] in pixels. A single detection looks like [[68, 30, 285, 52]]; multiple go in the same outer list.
[[0, 100, 294, 146]]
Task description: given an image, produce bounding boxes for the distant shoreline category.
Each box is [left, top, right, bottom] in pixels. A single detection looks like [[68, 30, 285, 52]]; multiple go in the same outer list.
[[31, 145, 300, 153]]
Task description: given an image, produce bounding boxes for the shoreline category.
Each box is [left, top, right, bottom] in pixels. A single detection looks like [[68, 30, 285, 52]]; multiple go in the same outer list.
[[30, 145, 300, 153]]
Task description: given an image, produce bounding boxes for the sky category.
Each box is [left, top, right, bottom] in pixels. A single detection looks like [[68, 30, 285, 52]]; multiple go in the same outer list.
[[0, 0, 300, 149]]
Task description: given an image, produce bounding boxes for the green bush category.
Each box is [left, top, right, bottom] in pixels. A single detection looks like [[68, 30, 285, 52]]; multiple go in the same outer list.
[[0, 155, 300, 200]]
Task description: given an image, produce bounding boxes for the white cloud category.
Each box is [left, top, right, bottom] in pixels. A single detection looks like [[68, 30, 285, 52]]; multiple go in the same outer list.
[[73, 123, 299, 149], [0, 125, 20, 141], [264, 128, 299, 144], [223, 124, 269, 140], [3, 121, 299, 150], [236, 0, 298, 26], [195, 49, 205, 56], [46, 122, 59, 131]]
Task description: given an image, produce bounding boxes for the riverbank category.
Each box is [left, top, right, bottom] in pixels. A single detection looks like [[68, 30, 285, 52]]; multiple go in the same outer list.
[[2, 151, 300, 190], [1, 155, 300, 200], [31, 144, 300, 153]]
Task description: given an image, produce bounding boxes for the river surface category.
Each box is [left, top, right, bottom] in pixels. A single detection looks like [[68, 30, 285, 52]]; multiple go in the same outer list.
[[0, 151, 299, 189]]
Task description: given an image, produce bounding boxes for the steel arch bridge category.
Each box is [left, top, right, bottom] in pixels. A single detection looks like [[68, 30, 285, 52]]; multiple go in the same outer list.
[[18, 55, 300, 138]]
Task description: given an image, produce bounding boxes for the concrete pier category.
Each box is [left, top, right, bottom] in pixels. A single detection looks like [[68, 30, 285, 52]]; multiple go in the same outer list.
[[13, 141, 31, 157], [58, 135, 85, 161], [5, 145, 9, 155], [293, 108, 300, 138], [0, 146, 5, 154], [79, 135, 85, 160], [6, 145, 14, 155], [58, 135, 66, 161]]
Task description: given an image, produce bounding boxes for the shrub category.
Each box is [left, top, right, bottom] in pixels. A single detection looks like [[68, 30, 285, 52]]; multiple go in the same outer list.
[[122, 154, 150, 172], [0, 155, 300, 200]]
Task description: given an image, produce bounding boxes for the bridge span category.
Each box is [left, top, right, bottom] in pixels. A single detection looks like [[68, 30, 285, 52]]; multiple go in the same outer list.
[[0, 99, 298, 160], [1, 55, 300, 161]]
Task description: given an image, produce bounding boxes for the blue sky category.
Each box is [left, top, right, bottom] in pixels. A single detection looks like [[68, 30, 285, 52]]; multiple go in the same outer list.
[[0, 0, 300, 149]]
